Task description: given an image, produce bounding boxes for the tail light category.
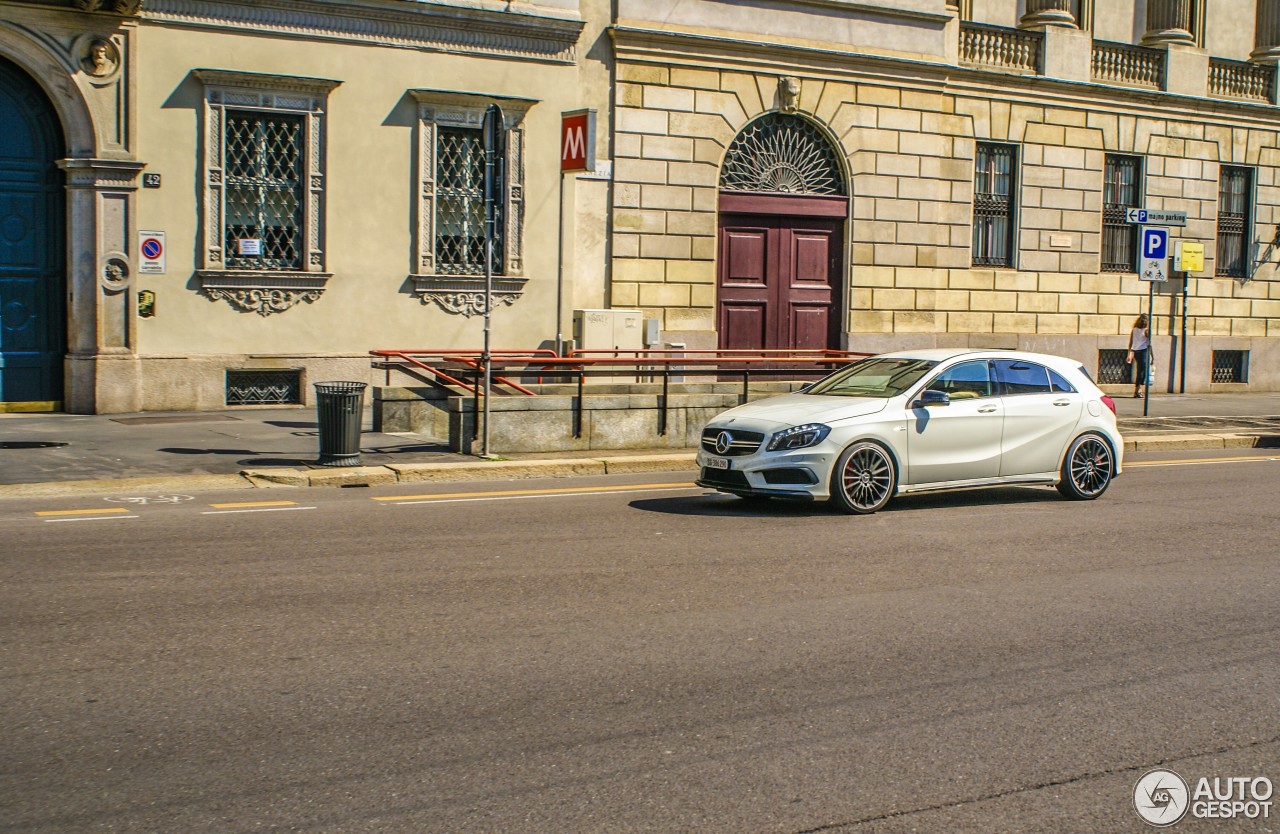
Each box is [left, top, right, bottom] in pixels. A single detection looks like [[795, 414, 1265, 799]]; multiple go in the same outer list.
[[1101, 395, 1117, 415]]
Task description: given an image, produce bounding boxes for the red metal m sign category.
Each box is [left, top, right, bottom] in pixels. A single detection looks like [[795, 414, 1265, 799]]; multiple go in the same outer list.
[[561, 109, 595, 173]]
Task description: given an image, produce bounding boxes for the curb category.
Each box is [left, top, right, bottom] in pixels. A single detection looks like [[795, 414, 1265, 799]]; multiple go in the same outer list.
[[0, 434, 1273, 498]]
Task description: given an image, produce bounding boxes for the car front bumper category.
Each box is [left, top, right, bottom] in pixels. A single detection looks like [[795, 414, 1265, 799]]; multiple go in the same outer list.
[[695, 447, 838, 501]]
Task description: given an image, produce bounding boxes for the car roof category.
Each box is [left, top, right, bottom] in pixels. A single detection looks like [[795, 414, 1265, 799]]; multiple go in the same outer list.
[[875, 348, 1084, 369]]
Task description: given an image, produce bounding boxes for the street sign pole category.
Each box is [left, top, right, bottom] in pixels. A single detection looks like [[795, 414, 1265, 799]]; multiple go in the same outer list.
[[481, 104, 506, 459], [1152, 283, 1162, 417]]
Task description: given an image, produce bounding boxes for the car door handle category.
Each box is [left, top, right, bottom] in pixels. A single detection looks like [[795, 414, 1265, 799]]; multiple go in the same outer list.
[[978, 405, 998, 413], [1053, 399, 1071, 406]]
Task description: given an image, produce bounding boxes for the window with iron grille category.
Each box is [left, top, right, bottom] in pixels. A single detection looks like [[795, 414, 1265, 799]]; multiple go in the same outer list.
[[194, 71, 338, 315], [224, 111, 303, 270], [435, 126, 501, 275], [1212, 350, 1248, 383], [1216, 166, 1252, 278], [1102, 154, 1141, 272], [1097, 349, 1130, 384], [973, 143, 1017, 267], [409, 91, 532, 315]]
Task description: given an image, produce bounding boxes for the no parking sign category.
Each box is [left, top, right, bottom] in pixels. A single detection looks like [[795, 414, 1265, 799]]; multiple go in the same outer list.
[[139, 230, 165, 274]]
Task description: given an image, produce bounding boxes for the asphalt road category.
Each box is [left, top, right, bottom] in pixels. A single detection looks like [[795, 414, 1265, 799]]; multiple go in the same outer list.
[[2, 451, 1278, 833]]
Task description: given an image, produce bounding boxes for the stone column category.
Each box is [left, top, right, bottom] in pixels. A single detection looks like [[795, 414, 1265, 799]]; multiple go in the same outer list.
[[1019, 0, 1076, 29], [1142, 0, 1196, 47], [1252, 0, 1280, 63], [58, 158, 145, 413]]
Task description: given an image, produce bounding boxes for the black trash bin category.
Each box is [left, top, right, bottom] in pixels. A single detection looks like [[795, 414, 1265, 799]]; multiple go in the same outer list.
[[314, 381, 367, 467]]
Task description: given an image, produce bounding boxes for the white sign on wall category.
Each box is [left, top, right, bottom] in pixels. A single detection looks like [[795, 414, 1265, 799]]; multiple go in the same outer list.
[[138, 231, 165, 274]]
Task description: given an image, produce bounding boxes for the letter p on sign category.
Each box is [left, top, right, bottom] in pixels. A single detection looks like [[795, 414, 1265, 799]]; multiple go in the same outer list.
[[1142, 227, 1168, 260], [561, 110, 595, 173]]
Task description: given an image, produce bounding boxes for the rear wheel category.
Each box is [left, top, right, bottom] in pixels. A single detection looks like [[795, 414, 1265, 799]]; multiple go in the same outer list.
[[1056, 433, 1114, 500], [829, 441, 896, 515]]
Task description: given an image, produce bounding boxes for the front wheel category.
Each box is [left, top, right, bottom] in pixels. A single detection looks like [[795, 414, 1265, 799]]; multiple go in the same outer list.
[[829, 441, 896, 515], [1056, 433, 1114, 500]]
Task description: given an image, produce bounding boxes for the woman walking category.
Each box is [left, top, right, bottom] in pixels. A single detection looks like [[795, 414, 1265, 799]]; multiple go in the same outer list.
[[1127, 313, 1150, 397]]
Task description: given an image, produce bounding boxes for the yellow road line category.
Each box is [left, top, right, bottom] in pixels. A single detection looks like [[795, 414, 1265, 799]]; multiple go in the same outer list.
[[1127, 454, 1280, 467], [208, 500, 299, 509], [35, 507, 131, 517], [373, 481, 697, 503]]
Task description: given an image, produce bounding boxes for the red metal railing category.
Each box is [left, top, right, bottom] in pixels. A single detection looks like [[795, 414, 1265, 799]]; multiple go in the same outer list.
[[371, 348, 873, 438]]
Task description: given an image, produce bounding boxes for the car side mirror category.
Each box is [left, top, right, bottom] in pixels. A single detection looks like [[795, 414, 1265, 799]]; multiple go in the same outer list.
[[915, 389, 950, 408]]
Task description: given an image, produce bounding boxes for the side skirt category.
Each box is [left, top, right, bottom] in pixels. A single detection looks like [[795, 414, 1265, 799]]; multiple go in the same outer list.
[[897, 473, 1058, 495]]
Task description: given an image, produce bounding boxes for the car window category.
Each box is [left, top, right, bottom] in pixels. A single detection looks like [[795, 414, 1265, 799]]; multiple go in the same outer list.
[[806, 357, 937, 398], [1048, 368, 1076, 393], [925, 360, 994, 400], [1076, 364, 1096, 384], [993, 360, 1051, 395]]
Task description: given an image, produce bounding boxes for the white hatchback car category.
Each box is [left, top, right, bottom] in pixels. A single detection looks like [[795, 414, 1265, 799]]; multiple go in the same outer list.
[[696, 349, 1123, 513]]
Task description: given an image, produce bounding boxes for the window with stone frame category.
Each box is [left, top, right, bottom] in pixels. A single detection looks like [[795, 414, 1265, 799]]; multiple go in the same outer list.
[[193, 70, 340, 316], [972, 142, 1018, 268], [409, 90, 534, 316], [1216, 165, 1253, 279], [1102, 154, 1142, 273]]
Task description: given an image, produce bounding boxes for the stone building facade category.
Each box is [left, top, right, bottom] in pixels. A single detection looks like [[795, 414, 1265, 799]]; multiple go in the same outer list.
[[1, 0, 1279, 414], [609, 0, 1280, 393]]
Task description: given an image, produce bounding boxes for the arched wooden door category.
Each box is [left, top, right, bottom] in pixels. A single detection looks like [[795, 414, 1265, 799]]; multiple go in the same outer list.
[[717, 114, 847, 352], [0, 57, 65, 410]]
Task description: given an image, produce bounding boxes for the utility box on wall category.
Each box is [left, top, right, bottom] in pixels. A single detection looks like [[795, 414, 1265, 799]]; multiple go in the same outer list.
[[572, 309, 644, 352], [573, 309, 644, 383]]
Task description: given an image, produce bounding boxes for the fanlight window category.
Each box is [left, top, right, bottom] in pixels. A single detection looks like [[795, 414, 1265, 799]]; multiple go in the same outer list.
[[720, 115, 844, 196]]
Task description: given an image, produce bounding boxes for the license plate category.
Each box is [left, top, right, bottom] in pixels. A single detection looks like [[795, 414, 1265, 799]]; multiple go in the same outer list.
[[704, 457, 730, 470]]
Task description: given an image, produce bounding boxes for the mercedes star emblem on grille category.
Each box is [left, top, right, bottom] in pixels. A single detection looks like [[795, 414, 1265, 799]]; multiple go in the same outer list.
[[715, 431, 733, 455]]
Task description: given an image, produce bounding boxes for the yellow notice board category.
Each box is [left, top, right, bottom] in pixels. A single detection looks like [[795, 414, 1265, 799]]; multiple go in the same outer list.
[[1175, 241, 1205, 273]]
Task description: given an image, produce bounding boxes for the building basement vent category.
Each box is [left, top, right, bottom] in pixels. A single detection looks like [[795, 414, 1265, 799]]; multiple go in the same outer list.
[[1097, 349, 1131, 385], [1212, 350, 1248, 384], [226, 369, 302, 405]]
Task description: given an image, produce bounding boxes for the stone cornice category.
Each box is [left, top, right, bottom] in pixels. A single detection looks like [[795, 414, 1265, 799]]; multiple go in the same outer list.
[[57, 158, 146, 188], [144, 0, 584, 64], [193, 69, 342, 96], [611, 25, 1280, 127]]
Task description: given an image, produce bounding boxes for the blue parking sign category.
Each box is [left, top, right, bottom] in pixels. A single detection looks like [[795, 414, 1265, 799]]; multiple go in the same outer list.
[[1142, 226, 1168, 260]]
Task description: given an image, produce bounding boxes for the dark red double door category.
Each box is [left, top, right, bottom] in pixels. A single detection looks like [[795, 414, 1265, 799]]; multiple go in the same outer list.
[[717, 193, 845, 352]]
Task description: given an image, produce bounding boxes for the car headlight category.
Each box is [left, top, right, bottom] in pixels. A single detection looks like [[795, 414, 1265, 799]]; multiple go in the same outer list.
[[766, 423, 830, 451]]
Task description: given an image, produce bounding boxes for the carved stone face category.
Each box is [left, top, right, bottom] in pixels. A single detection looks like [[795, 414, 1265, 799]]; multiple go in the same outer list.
[[85, 39, 116, 76]]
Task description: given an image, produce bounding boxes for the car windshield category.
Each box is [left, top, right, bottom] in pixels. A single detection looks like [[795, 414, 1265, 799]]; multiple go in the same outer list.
[[805, 357, 937, 398]]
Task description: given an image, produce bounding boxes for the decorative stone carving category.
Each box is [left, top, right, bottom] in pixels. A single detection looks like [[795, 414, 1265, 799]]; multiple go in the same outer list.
[[777, 76, 800, 112], [82, 38, 120, 77], [204, 286, 323, 316], [199, 272, 330, 316], [101, 256, 130, 293], [76, 0, 143, 15], [412, 275, 527, 316], [144, 0, 582, 64]]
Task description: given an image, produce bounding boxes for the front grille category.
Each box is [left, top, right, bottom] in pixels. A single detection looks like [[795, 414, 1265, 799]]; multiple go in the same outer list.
[[700, 428, 765, 456], [699, 468, 751, 489], [762, 468, 817, 486]]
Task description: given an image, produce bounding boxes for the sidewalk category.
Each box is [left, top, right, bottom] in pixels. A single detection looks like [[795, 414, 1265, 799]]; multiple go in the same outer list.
[[1, 392, 1278, 496]]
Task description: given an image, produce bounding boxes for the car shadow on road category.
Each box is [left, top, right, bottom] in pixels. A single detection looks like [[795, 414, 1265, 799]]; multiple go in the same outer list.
[[632, 485, 1063, 517]]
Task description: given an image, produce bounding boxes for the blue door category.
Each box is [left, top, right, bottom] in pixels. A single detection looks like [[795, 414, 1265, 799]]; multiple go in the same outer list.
[[0, 58, 65, 410]]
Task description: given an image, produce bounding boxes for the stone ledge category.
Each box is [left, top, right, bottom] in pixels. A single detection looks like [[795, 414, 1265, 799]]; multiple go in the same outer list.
[[389, 459, 608, 483]]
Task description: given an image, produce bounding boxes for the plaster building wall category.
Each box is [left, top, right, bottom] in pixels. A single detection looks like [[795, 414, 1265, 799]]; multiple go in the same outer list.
[[0, 0, 599, 412]]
